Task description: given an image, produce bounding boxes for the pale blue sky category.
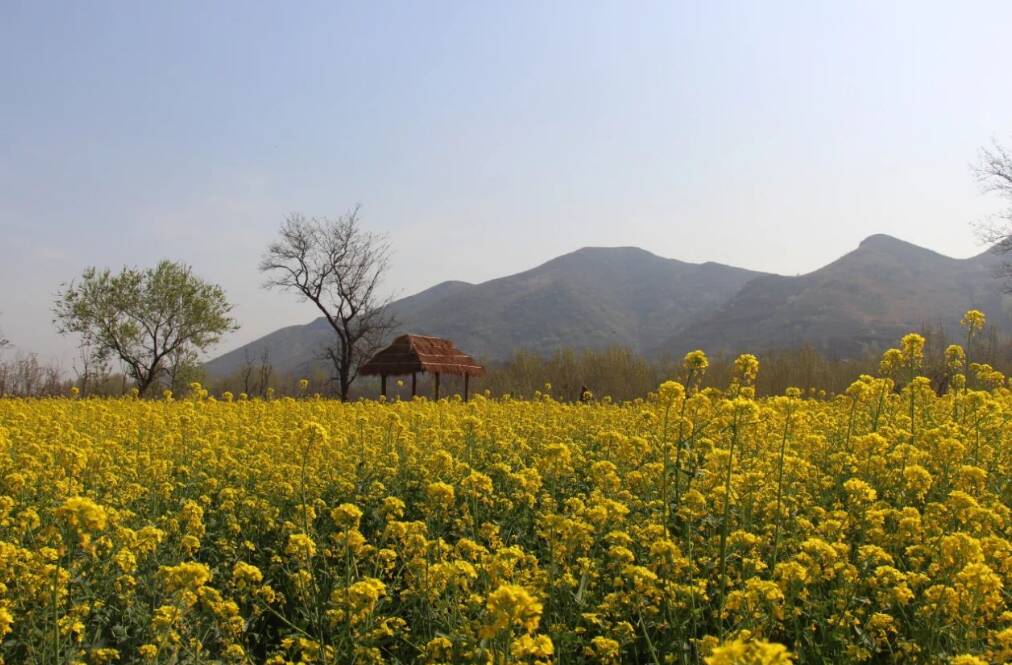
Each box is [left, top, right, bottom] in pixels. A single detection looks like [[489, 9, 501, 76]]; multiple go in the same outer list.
[[2, 1, 1012, 363]]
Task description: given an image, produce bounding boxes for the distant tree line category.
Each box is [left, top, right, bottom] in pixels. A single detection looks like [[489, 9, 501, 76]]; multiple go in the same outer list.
[[184, 319, 1012, 402], [4, 315, 1012, 400]]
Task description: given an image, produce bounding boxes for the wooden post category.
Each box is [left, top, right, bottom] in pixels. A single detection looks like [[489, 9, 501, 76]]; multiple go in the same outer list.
[[380, 374, 387, 398], [434, 373, 440, 400], [411, 372, 417, 397], [464, 374, 470, 402]]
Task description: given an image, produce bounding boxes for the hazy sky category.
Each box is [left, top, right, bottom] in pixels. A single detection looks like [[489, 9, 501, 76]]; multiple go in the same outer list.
[[3, 1, 1012, 365]]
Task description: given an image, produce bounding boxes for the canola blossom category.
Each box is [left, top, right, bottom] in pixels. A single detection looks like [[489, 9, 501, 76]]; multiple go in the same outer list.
[[1, 331, 1012, 663]]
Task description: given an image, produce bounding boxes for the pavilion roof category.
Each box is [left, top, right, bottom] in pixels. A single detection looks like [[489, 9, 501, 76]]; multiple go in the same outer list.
[[358, 334, 485, 377]]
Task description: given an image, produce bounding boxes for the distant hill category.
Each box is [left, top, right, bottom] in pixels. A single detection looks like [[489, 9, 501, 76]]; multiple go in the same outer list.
[[204, 246, 763, 378], [204, 236, 1012, 379], [658, 234, 1012, 359]]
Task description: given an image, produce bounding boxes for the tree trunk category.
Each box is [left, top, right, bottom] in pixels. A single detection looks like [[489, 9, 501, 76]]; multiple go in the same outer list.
[[326, 343, 353, 401], [339, 361, 352, 402], [137, 372, 155, 398]]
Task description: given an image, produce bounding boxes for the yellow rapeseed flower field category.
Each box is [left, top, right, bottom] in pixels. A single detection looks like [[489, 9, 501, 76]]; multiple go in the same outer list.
[[0, 317, 1010, 664]]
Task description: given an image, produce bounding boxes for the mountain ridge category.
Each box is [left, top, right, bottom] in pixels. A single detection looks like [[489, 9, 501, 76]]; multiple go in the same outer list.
[[659, 234, 1009, 359], [204, 236, 1011, 378]]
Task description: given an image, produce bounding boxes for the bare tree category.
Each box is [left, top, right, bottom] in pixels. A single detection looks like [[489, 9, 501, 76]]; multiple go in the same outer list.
[[260, 209, 397, 400], [254, 348, 273, 397], [0, 352, 66, 397], [72, 339, 109, 396], [974, 139, 1012, 288], [239, 348, 256, 396], [0, 313, 10, 350], [237, 347, 273, 397], [256, 348, 274, 397]]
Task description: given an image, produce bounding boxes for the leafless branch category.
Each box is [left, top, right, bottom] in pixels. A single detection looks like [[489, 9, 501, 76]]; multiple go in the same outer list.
[[260, 208, 397, 399], [972, 139, 1012, 292]]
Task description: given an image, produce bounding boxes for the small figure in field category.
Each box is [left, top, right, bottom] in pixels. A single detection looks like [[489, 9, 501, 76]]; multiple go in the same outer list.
[[579, 385, 592, 402]]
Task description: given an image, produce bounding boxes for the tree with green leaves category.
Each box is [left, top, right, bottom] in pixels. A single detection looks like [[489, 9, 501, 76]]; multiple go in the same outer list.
[[54, 260, 237, 397]]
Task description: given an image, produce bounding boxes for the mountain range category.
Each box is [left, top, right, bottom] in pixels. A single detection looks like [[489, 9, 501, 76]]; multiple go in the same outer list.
[[204, 235, 1012, 378]]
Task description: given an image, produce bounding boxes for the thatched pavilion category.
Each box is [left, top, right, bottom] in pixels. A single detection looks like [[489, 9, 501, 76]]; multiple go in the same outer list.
[[359, 334, 485, 400]]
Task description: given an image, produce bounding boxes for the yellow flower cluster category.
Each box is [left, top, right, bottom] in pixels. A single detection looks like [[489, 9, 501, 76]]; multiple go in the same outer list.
[[0, 317, 1009, 662]]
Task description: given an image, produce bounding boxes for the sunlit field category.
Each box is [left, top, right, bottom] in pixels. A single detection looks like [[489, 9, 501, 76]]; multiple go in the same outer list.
[[1, 324, 1010, 664]]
